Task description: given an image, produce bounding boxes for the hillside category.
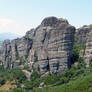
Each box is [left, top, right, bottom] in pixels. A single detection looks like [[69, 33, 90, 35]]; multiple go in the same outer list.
[[31, 72, 92, 92]]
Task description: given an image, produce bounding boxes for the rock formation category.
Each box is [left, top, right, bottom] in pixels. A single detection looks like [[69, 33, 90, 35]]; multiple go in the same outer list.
[[76, 25, 92, 67], [28, 17, 75, 74], [0, 16, 75, 74]]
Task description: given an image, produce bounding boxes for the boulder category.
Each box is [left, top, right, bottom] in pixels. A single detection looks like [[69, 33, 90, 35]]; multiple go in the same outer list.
[[22, 70, 31, 81], [39, 82, 45, 88]]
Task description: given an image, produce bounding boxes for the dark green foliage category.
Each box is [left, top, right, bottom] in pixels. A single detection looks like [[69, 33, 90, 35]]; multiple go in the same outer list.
[[0, 65, 4, 70], [31, 71, 40, 81], [22, 72, 40, 90], [0, 60, 2, 65], [1, 61, 92, 92], [10, 88, 27, 92], [16, 51, 19, 57], [23, 80, 40, 90], [34, 56, 38, 62], [0, 35, 92, 92], [9, 69, 26, 83], [16, 56, 22, 61], [31, 73, 92, 92], [24, 37, 33, 44], [16, 51, 23, 62], [25, 55, 28, 59], [0, 78, 5, 85], [24, 65, 31, 72], [0, 69, 26, 87], [72, 36, 86, 63]]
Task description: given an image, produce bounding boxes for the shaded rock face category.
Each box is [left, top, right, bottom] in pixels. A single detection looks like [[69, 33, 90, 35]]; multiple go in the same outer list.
[[0, 17, 75, 74], [0, 37, 32, 69]]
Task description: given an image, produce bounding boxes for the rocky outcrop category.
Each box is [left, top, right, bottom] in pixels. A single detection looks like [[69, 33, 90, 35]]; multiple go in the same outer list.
[[1, 40, 11, 68], [22, 70, 31, 81], [83, 26, 92, 66], [0, 37, 33, 69], [0, 16, 75, 75], [28, 17, 75, 74], [76, 26, 92, 45], [75, 25, 92, 67]]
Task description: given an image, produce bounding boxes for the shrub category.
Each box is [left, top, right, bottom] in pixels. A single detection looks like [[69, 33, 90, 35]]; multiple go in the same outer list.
[[10, 88, 27, 92]]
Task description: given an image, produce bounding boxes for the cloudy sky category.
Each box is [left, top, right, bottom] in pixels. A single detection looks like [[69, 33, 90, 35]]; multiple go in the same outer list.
[[0, 0, 92, 35]]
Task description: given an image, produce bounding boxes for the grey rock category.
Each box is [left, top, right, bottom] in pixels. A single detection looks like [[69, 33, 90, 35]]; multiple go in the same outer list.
[[39, 82, 45, 88], [76, 25, 92, 67], [28, 16, 75, 74], [22, 70, 31, 81], [0, 16, 75, 75], [40, 72, 49, 78]]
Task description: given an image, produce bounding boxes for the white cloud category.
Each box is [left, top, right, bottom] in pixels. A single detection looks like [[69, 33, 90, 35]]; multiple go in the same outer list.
[[0, 18, 25, 35]]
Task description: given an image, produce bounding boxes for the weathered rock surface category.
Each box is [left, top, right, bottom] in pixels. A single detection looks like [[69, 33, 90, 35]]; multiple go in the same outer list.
[[0, 16, 75, 75], [75, 25, 92, 67], [76, 26, 92, 45], [0, 37, 32, 69], [83, 26, 92, 66], [22, 70, 31, 80], [39, 82, 45, 88], [28, 17, 75, 74]]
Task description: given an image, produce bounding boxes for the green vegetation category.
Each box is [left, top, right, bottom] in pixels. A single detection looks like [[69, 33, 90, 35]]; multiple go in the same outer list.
[[9, 88, 26, 92], [0, 68, 27, 92], [25, 55, 28, 59], [31, 72, 92, 92], [34, 56, 38, 62], [0, 36, 92, 92], [0, 69, 26, 83], [72, 36, 86, 63], [16, 51, 19, 57], [24, 37, 33, 44], [24, 65, 31, 72], [6, 62, 92, 92]]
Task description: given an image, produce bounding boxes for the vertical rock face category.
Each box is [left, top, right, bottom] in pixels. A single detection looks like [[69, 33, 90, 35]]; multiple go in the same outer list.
[[83, 26, 92, 66], [0, 37, 33, 69], [76, 26, 91, 45], [1, 40, 11, 68], [28, 17, 75, 74], [75, 25, 92, 67], [0, 16, 75, 74]]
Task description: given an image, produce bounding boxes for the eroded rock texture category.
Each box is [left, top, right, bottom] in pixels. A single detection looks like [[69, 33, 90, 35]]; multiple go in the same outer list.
[[0, 17, 75, 74], [0, 37, 32, 69], [76, 25, 92, 67], [83, 26, 92, 67], [76, 26, 91, 45], [28, 17, 75, 74]]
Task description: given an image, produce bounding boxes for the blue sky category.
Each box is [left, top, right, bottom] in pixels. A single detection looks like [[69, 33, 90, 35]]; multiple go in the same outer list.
[[0, 0, 92, 35]]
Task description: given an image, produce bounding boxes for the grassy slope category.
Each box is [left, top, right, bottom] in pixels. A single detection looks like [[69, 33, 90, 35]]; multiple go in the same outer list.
[[32, 73, 92, 92]]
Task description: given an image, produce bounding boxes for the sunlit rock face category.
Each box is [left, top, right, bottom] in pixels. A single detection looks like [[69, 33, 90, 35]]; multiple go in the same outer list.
[[0, 16, 75, 74], [76, 25, 92, 67], [28, 17, 75, 74], [76, 26, 92, 45]]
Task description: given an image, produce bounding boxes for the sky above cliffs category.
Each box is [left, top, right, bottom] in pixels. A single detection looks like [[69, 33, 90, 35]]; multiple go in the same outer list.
[[0, 0, 92, 35]]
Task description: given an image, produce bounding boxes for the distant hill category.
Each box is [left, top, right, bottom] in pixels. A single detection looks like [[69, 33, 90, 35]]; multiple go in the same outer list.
[[0, 32, 22, 45]]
